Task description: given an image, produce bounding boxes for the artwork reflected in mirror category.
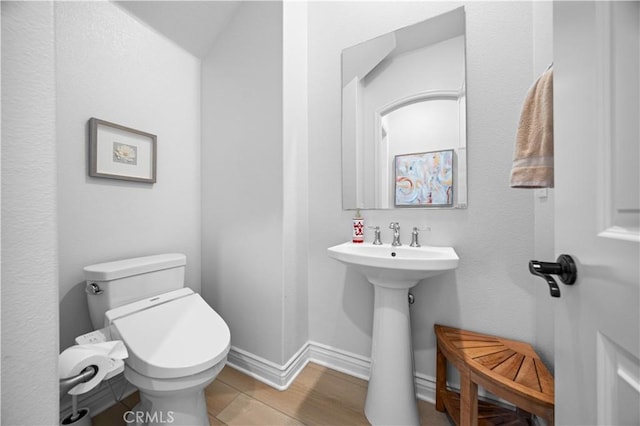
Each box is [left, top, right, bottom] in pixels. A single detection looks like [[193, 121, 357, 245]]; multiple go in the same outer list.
[[341, 7, 467, 210], [395, 149, 453, 207]]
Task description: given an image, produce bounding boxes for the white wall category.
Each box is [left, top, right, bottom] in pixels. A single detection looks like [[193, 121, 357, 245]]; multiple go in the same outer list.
[[532, 0, 555, 369], [1, 2, 60, 424], [55, 2, 202, 350], [202, 1, 309, 367], [308, 1, 540, 382], [201, 1, 290, 364], [282, 0, 310, 362]]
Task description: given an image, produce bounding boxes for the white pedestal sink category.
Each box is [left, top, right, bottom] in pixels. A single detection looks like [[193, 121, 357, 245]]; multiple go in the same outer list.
[[327, 242, 459, 425]]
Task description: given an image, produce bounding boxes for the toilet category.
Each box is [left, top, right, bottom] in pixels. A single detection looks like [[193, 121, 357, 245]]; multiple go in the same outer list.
[[84, 253, 230, 426]]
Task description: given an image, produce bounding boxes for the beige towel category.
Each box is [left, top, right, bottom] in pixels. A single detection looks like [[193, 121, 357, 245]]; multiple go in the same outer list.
[[510, 67, 554, 188]]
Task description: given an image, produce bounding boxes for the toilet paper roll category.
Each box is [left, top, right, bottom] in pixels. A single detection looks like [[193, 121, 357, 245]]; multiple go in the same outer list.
[[59, 341, 128, 395]]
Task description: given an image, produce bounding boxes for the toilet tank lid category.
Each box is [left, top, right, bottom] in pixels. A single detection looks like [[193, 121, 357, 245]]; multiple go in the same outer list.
[[84, 253, 186, 281], [105, 287, 194, 324]]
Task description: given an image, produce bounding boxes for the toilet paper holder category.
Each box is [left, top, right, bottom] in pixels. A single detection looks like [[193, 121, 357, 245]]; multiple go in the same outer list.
[[60, 365, 98, 395]]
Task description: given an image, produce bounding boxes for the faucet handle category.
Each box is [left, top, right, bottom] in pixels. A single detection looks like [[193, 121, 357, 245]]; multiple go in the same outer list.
[[367, 226, 383, 245], [410, 226, 431, 247], [389, 222, 400, 230]]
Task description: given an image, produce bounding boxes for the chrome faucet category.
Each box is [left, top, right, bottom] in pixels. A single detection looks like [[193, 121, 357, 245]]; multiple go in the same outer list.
[[389, 222, 401, 246]]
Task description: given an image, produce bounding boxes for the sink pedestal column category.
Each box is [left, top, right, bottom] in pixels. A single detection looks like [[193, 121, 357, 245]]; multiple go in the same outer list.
[[365, 283, 419, 425]]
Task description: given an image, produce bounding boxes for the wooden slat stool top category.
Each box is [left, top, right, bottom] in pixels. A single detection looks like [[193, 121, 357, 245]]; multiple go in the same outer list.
[[434, 324, 554, 425]]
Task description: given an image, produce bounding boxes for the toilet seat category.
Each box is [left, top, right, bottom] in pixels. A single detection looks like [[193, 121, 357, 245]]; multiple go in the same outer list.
[[109, 289, 230, 380]]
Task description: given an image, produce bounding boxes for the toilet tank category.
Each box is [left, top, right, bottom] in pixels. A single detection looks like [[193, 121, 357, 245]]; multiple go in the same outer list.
[[84, 253, 186, 329]]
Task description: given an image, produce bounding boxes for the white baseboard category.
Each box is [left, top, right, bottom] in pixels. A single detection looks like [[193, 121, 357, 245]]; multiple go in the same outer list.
[[226, 341, 439, 403], [225, 342, 311, 390], [415, 372, 438, 404], [305, 341, 370, 381]]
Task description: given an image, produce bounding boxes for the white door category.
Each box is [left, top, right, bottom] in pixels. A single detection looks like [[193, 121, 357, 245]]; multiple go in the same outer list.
[[554, 2, 640, 425]]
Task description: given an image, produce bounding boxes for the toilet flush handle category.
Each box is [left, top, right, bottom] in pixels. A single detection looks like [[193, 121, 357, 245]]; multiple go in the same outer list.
[[86, 282, 104, 295]]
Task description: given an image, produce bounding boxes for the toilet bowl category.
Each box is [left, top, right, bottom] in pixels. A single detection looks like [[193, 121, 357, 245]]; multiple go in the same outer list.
[[126, 362, 224, 425], [84, 254, 230, 426]]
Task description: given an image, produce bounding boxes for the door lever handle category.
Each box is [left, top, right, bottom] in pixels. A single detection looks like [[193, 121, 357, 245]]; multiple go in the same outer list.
[[529, 254, 577, 298]]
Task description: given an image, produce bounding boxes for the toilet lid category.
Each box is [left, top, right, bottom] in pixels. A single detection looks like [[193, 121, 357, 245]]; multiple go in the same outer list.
[[112, 292, 230, 379]]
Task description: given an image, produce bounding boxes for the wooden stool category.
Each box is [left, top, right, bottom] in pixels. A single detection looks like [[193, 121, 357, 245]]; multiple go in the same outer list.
[[434, 324, 554, 425]]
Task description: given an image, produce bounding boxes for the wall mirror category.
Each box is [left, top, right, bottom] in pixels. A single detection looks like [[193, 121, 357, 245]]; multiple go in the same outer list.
[[341, 7, 467, 210]]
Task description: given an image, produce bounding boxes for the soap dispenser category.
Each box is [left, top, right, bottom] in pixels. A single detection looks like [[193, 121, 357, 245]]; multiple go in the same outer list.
[[352, 209, 364, 243]]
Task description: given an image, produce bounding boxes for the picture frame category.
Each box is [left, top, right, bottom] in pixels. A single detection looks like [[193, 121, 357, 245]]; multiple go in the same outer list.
[[89, 118, 157, 183], [394, 149, 454, 207]]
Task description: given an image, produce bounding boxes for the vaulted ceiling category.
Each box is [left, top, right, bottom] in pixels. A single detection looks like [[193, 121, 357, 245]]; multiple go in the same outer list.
[[115, 1, 242, 58]]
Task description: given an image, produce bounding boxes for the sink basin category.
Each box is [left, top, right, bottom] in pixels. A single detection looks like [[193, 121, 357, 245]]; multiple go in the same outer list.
[[327, 242, 459, 288], [328, 241, 459, 425]]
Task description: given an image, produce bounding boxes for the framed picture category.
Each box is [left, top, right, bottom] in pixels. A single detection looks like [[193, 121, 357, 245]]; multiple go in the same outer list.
[[89, 118, 157, 183], [394, 149, 454, 207]]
